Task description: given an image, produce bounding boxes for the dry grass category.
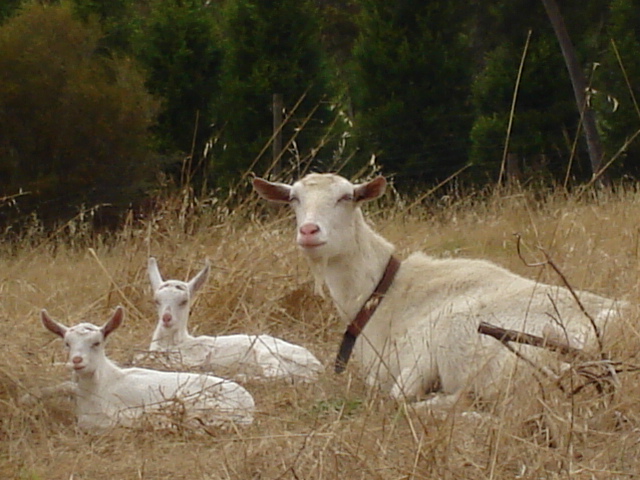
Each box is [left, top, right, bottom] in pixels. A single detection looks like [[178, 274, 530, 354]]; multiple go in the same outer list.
[[3, 184, 640, 479]]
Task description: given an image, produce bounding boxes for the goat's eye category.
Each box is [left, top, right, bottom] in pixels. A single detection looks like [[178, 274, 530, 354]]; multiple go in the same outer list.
[[338, 193, 354, 203], [64, 342, 70, 348], [154, 299, 160, 306], [179, 299, 188, 307], [289, 195, 299, 204], [92, 341, 101, 348]]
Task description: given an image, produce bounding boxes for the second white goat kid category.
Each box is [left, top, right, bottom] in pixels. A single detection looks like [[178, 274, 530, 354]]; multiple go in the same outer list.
[[146, 257, 323, 382], [42, 306, 255, 431]]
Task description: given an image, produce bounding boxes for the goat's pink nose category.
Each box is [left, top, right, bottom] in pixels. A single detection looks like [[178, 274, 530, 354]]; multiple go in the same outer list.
[[72, 356, 83, 365], [299, 223, 320, 236], [162, 313, 172, 324]]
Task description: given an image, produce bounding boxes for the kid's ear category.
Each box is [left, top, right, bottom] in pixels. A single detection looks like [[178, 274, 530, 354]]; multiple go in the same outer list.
[[41, 310, 67, 338], [148, 257, 164, 291], [188, 260, 210, 296], [102, 306, 124, 338]]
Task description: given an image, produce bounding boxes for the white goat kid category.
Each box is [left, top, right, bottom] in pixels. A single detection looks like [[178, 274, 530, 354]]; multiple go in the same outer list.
[[253, 173, 625, 408], [42, 306, 255, 431], [147, 257, 323, 382]]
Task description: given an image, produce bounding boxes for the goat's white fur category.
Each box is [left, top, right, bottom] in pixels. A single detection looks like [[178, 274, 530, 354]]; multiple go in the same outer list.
[[42, 306, 255, 430], [146, 257, 323, 382], [253, 173, 626, 406]]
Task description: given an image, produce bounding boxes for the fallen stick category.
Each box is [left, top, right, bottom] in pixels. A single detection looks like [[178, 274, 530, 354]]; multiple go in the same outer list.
[[478, 321, 588, 361]]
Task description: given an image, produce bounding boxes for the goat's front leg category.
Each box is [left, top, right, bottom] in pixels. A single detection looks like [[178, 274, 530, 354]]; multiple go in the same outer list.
[[390, 366, 426, 402], [412, 391, 463, 411], [20, 380, 78, 405]]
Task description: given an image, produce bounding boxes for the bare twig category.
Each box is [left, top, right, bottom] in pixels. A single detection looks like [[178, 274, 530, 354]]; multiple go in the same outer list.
[[264, 100, 322, 180], [514, 234, 604, 353], [573, 41, 640, 194], [578, 127, 640, 195], [514, 233, 548, 268], [379, 164, 471, 230], [478, 322, 587, 361], [240, 88, 309, 183], [0, 190, 31, 206], [569, 360, 621, 396], [87, 248, 144, 319], [478, 321, 634, 400], [477, 322, 566, 390], [498, 29, 531, 186]]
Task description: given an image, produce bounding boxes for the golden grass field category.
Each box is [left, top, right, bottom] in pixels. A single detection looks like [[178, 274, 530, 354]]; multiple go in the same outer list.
[[3, 182, 640, 479]]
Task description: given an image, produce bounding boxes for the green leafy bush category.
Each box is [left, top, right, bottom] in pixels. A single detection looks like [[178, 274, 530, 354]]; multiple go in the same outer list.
[[0, 2, 159, 228]]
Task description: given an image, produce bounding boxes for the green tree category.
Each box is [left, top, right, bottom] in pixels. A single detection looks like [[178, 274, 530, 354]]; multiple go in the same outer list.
[[133, 0, 222, 187], [70, 0, 139, 54], [213, 0, 335, 186], [596, 0, 640, 179], [541, 0, 606, 183], [0, 0, 23, 23], [315, 0, 360, 73], [0, 2, 159, 226], [469, 0, 610, 185], [470, 34, 577, 183], [349, 0, 474, 187]]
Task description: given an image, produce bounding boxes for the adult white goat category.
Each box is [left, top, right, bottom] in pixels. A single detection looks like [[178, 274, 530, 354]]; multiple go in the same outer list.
[[146, 257, 323, 382], [42, 306, 255, 431], [253, 173, 625, 408]]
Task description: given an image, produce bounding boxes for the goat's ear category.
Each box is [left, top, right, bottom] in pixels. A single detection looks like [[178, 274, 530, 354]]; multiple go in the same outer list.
[[354, 176, 387, 202], [102, 306, 124, 338], [41, 310, 67, 338], [148, 257, 164, 291], [252, 177, 292, 203], [188, 260, 210, 296]]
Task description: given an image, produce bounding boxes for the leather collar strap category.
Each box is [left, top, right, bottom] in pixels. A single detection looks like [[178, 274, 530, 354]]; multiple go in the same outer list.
[[334, 255, 401, 374]]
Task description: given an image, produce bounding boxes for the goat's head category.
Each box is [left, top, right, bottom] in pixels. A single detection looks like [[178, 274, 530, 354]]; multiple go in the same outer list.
[[148, 257, 210, 332], [41, 306, 124, 375], [253, 173, 387, 260]]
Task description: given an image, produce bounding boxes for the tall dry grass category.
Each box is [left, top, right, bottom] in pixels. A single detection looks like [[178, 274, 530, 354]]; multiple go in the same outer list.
[[2, 182, 640, 479]]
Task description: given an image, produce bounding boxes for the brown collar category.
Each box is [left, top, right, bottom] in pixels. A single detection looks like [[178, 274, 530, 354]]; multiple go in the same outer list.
[[335, 255, 401, 373]]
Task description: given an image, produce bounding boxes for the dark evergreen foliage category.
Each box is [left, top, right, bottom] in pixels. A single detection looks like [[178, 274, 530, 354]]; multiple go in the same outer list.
[[70, 0, 138, 53], [349, 0, 474, 188], [0, 0, 22, 23], [2, 0, 640, 229], [132, 0, 222, 188], [469, 0, 613, 185], [596, 0, 640, 178], [212, 0, 335, 187]]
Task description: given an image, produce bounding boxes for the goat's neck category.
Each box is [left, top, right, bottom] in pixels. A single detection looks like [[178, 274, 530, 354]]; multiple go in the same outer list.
[[75, 356, 124, 391], [149, 319, 194, 350], [315, 214, 395, 324]]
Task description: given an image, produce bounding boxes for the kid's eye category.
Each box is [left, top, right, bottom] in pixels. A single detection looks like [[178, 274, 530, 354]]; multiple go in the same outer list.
[[92, 341, 101, 348], [289, 195, 299, 204], [179, 300, 188, 307], [338, 193, 354, 203]]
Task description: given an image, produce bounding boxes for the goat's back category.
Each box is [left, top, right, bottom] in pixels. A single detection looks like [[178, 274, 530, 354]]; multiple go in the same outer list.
[[356, 252, 625, 400]]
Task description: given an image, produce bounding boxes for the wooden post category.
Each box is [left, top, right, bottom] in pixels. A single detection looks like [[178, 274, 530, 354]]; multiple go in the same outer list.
[[272, 93, 283, 177], [506, 152, 522, 184]]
